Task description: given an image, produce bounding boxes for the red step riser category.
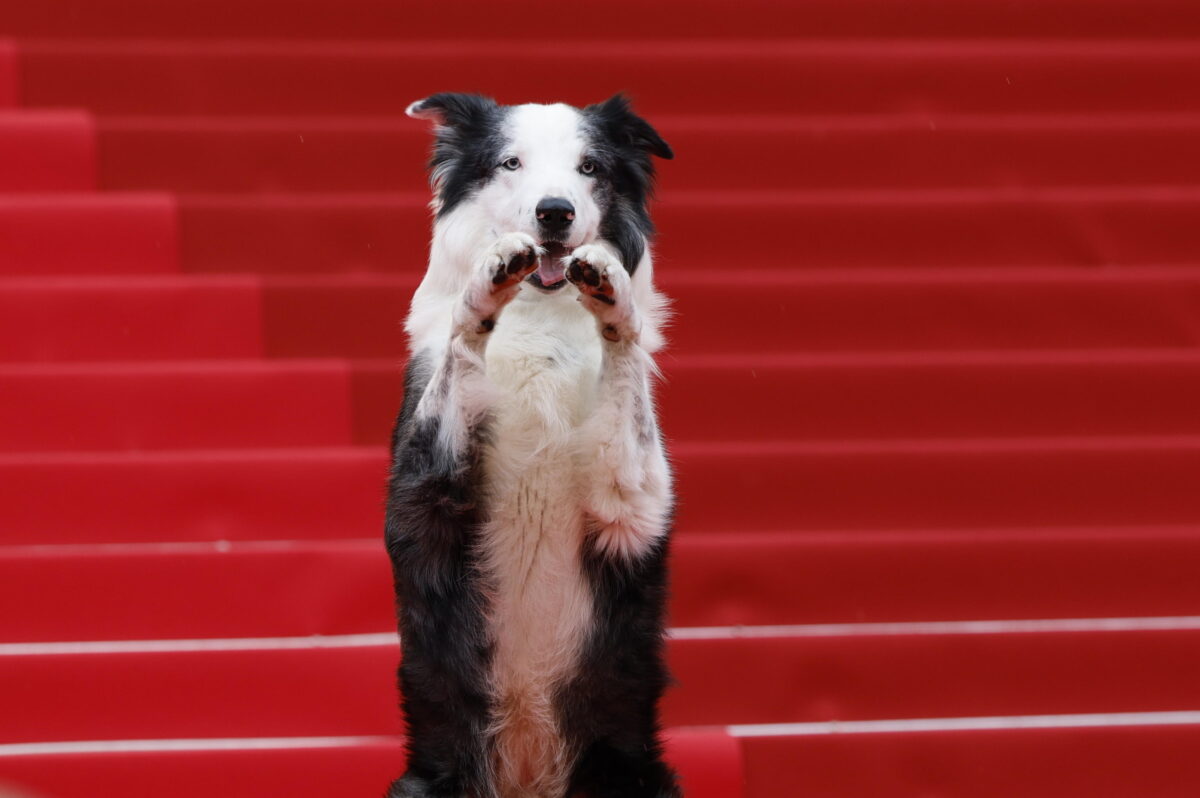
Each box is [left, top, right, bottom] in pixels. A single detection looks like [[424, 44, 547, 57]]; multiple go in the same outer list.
[[97, 119, 1200, 192], [236, 272, 1200, 357], [0, 363, 353, 452], [238, 272, 1200, 359], [9, 0, 1200, 39], [10, 356, 1200, 453], [0, 746, 415, 798], [19, 43, 1200, 116], [3, 443, 1200, 544], [261, 277, 412, 360], [663, 357, 1200, 441], [7, 272, 1200, 363], [0, 42, 16, 107], [0, 730, 740, 798], [0, 112, 96, 191], [668, 630, 1200, 726], [689, 442, 1200, 533], [177, 192, 1200, 275], [660, 272, 1200, 354], [5, 726, 1199, 798], [0, 449, 385, 545], [0, 277, 263, 362], [349, 356, 1200, 447], [0, 541, 393, 642], [2, 530, 1198, 642], [672, 628, 1200, 729], [674, 530, 1200, 628], [742, 725, 1200, 798], [0, 195, 178, 276], [2, 630, 1198, 740], [4, 193, 1195, 276]]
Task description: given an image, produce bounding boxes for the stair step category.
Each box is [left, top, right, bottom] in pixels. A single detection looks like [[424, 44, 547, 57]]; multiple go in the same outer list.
[[0, 194, 178, 275], [8, 187, 1199, 276], [1, 628, 1197, 739], [0, 41, 15, 107], [263, 268, 1200, 356], [0, 729, 740, 798], [174, 189, 1200, 274], [686, 437, 1200, 532], [350, 352, 1200, 446], [5, 189, 1194, 277], [8, 269, 1196, 362], [1, 718, 1196, 798], [13, 269, 1200, 361], [737, 717, 1200, 798], [1, 530, 1197, 641], [3, 440, 1200, 544], [9, 0, 1200, 39], [18, 40, 1200, 116], [96, 114, 1200, 192], [0, 361, 353, 452], [0, 111, 96, 191], [660, 352, 1200, 440], [0, 276, 263, 362], [9, 353, 1200, 452]]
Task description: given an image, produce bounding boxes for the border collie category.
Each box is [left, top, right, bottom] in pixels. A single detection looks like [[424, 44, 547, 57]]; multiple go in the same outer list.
[[384, 93, 677, 798]]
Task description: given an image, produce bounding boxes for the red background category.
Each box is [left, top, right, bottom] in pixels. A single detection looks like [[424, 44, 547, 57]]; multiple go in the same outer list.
[[2, 2, 1200, 795]]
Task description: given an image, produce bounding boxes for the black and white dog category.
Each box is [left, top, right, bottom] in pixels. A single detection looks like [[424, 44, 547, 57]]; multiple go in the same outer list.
[[384, 93, 677, 798]]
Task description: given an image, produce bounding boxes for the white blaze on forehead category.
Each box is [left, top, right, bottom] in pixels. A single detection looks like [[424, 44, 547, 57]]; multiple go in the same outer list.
[[505, 103, 589, 179]]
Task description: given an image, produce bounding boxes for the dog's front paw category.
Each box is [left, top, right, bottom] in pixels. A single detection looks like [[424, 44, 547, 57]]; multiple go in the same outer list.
[[566, 244, 639, 343], [485, 232, 540, 291], [457, 233, 540, 334]]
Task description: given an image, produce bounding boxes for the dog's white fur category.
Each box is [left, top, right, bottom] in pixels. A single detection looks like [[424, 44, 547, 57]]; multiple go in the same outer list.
[[406, 103, 672, 797]]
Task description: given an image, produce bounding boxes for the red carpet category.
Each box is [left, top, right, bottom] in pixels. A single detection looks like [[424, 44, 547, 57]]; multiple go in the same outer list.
[[2, 3, 1199, 796]]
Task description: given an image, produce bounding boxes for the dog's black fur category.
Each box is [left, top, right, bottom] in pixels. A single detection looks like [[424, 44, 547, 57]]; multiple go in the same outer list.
[[385, 353, 496, 796], [581, 95, 673, 276], [419, 93, 512, 220], [385, 93, 678, 798]]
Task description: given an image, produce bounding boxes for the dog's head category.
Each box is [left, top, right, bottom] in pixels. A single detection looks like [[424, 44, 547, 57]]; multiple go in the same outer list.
[[407, 93, 673, 289]]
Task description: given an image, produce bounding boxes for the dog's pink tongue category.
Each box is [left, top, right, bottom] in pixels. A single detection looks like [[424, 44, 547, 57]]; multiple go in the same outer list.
[[537, 255, 565, 284]]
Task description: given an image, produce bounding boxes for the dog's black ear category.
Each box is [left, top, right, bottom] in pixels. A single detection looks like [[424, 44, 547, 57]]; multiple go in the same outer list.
[[586, 94, 674, 160], [406, 93, 499, 129]]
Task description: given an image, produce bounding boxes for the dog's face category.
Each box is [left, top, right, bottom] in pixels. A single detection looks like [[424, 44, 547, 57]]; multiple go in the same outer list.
[[407, 93, 672, 289]]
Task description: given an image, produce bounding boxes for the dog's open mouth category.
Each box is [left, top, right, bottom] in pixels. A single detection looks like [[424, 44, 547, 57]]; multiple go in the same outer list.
[[529, 241, 569, 290]]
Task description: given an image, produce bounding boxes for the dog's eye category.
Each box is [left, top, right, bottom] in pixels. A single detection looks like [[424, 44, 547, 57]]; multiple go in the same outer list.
[[579, 159, 597, 175], [501, 157, 521, 171]]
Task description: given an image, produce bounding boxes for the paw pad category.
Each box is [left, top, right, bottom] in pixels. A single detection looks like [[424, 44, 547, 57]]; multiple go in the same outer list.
[[493, 246, 538, 285], [566, 258, 616, 305]]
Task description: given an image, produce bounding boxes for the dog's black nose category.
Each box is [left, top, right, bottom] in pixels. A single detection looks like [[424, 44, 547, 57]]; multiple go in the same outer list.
[[536, 197, 575, 234]]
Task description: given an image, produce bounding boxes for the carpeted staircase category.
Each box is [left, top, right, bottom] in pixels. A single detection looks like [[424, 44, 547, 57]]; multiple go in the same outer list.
[[2, 2, 1200, 796]]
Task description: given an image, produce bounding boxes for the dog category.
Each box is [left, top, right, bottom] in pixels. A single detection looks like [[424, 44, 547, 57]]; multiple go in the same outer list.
[[384, 93, 678, 798]]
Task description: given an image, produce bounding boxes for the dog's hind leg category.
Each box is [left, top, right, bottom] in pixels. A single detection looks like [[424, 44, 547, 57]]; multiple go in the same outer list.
[[567, 737, 682, 798], [559, 534, 682, 798], [386, 233, 541, 798]]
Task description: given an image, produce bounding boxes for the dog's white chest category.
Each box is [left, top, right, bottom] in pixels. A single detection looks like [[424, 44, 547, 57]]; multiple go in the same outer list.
[[479, 295, 600, 794]]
